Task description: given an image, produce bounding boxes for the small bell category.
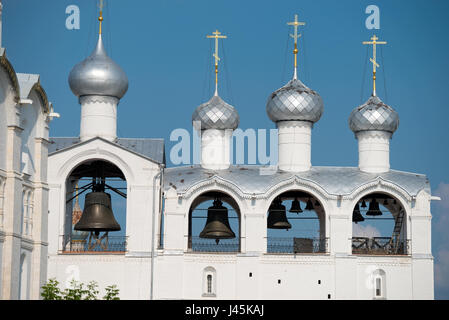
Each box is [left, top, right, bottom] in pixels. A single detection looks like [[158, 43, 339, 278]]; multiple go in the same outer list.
[[361, 200, 367, 208], [366, 198, 382, 216], [289, 198, 303, 213], [352, 203, 364, 223], [267, 198, 291, 230], [305, 198, 314, 211]]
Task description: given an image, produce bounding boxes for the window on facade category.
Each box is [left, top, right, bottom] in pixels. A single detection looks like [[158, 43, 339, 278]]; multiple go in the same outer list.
[[375, 277, 382, 297], [203, 267, 216, 297], [21, 189, 33, 237], [373, 269, 386, 299], [207, 275, 212, 294]]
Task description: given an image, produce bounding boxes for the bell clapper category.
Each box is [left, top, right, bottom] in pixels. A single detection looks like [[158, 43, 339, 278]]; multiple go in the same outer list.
[[87, 231, 109, 251]]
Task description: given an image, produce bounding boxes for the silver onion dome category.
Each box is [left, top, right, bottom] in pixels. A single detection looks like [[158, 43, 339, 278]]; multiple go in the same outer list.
[[266, 78, 323, 123], [68, 35, 128, 99], [192, 94, 239, 130], [349, 95, 399, 134]]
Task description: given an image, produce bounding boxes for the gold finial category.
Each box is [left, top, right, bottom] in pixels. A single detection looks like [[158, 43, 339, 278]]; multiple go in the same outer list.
[[98, 0, 104, 35], [207, 29, 227, 95], [363, 35, 387, 96], [287, 14, 305, 79]]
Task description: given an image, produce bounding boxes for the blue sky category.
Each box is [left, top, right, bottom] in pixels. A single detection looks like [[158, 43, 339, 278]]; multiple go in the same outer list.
[[3, 0, 449, 298]]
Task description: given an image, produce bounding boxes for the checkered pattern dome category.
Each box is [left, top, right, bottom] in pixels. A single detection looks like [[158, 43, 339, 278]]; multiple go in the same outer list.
[[192, 95, 239, 130], [349, 95, 399, 134], [266, 78, 323, 123]]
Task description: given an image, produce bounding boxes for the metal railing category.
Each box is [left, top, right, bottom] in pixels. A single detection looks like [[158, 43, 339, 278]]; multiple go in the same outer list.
[[188, 236, 240, 253], [61, 234, 127, 254], [267, 237, 329, 254], [352, 237, 410, 255]]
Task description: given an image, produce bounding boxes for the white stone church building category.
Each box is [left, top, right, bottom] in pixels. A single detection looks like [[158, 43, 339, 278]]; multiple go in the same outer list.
[[0, 2, 438, 300]]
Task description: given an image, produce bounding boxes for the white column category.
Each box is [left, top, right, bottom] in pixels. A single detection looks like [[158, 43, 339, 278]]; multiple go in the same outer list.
[[200, 129, 232, 170], [277, 120, 312, 172], [79, 95, 118, 142], [356, 130, 391, 173]]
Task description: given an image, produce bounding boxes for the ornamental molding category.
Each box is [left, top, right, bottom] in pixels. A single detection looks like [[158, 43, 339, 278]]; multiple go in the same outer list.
[[342, 177, 413, 206], [79, 95, 119, 105], [356, 130, 392, 140], [50, 255, 127, 264], [264, 175, 334, 202], [182, 175, 247, 201]]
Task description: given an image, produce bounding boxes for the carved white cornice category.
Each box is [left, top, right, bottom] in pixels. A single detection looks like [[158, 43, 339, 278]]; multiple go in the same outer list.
[[181, 174, 334, 203], [343, 177, 412, 205]]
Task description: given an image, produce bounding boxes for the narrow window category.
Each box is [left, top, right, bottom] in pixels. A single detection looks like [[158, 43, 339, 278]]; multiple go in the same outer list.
[[375, 277, 382, 297], [207, 274, 212, 294], [249, 272, 252, 277]]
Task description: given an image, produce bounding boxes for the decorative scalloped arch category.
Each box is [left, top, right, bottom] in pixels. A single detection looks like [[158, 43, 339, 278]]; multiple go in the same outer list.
[[182, 177, 248, 214], [262, 176, 332, 215], [345, 177, 412, 214]]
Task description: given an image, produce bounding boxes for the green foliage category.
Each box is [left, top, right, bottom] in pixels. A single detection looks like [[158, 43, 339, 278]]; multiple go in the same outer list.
[[41, 278, 63, 300], [41, 278, 120, 300], [103, 285, 120, 300]]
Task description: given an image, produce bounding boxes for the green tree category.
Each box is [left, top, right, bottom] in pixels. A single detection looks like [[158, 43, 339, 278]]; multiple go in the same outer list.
[[41, 278, 120, 300]]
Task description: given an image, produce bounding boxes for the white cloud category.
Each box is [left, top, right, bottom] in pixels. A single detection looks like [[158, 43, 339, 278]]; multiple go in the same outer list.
[[352, 224, 381, 238]]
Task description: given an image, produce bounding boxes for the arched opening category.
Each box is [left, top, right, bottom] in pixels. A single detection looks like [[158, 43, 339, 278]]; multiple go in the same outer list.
[[188, 191, 240, 253], [266, 190, 327, 254], [351, 192, 408, 255], [63, 159, 127, 254]]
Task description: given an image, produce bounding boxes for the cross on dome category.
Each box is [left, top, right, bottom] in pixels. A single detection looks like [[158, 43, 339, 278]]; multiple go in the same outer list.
[[362, 34, 387, 96], [206, 29, 227, 96], [287, 14, 306, 80]]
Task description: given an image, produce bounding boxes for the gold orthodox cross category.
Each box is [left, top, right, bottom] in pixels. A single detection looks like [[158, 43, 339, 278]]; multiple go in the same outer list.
[[207, 30, 227, 93], [287, 14, 305, 76], [363, 35, 387, 96]]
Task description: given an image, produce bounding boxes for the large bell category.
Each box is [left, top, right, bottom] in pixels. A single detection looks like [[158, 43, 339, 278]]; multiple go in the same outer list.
[[366, 198, 382, 216], [289, 198, 303, 213], [74, 192, 121, 233], [352, 203, 364, 223], [199, 199, 235, 240], [267, 198, 292, 230]]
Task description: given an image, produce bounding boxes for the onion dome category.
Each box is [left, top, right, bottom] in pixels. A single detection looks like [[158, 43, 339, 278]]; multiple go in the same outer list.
[[266, 78, 324, 123], [68, 35, 128, 99], [192, 94, 239, 130], [349, 95, 399, 134]]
